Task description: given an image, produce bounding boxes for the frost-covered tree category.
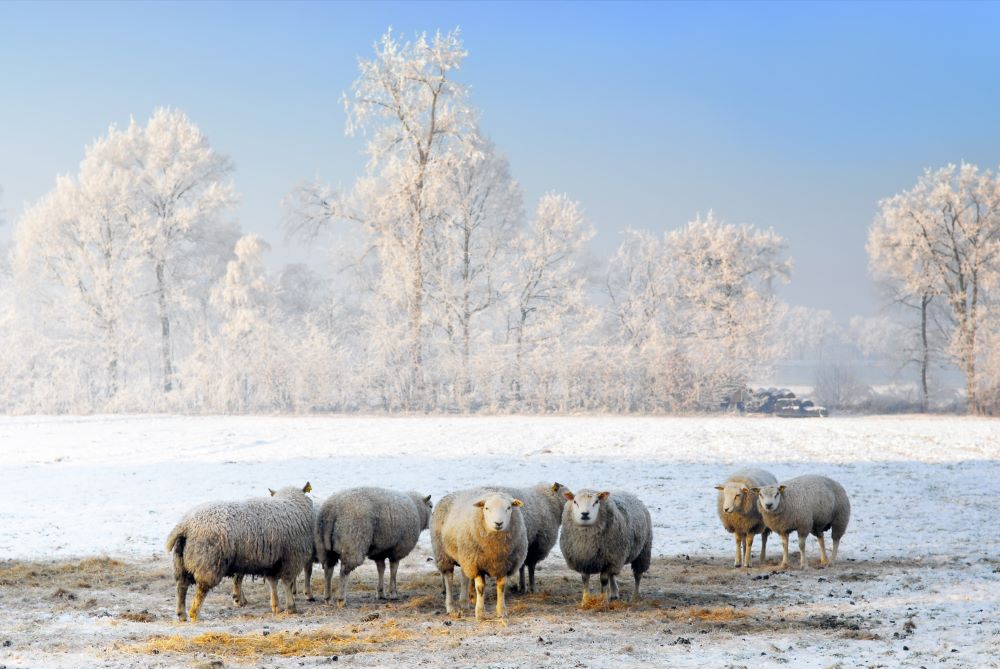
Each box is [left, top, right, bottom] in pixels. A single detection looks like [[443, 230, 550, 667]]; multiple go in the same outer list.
[[12, 133, 143, 403], [505, 193, 595, 404], [289, 28, 476, 408], [870, 163, 1000, 412], [119, 108, 238, 393]]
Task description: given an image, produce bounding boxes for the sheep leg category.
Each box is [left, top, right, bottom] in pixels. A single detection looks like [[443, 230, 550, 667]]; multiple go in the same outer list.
[[797, 532, 809, 569], [388, 559, 400, 598], [337, 565, 353, 607], [375, 559, 387, 599], [599, 572, 611, 602], [580, 573, 591, 605], [831, 536, 840, 563], [760, 530, 770, 564], [266, 576, 280, 614], [323, 564, 334, 603], [443, 569, 455, 614], [527, 563, 536, 593], [465, 571, 475, 607], [175, 579, 190, 621], [232, 574, 246, 607], [517, 565, 526, 593], [816, 533, 829, 566], [496, 575, 508, 620], [632, 569, 642, 602], [281, 576, 297, 613], [188, 582, 210, 622], [304, 561, 314, 601], [474, 574, 486, 620], [734, 534, 744, 567], [778, 533, 790, 568], [743, 533, 755, 569], [609, 573, 620, 600]]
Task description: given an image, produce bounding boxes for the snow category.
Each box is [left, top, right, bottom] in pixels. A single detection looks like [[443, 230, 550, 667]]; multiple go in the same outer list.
[[1, 414, 998, 668]]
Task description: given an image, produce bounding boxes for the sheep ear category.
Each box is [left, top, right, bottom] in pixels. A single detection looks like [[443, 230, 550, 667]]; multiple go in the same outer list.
[[714, 484, 724, 491], [303, 482, 312, 493], [424, 495, 432, 505], [473, 499, 486, 508], [512, 499, 523, 507], [268, 488, 276, 497], [741, 487, 749, 494], [749, 487, 760, 494], [597, 491, 611, 501], [778, 485, 786, 493], [551, 482, 563, 492], [563, 491, 575, 501]]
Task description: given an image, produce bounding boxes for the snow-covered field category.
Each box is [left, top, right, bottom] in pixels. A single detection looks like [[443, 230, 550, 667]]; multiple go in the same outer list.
[[1, 414, 998, 668]]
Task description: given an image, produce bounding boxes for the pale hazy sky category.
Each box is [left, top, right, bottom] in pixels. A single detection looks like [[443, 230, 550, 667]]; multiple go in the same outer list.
[[2, 1, 999, 321]]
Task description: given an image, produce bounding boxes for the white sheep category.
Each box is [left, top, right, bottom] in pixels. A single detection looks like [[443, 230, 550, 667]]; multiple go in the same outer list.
[[431, 488, 528, 620], [714, 468, 777, 568], [485, 482, 569, 593], [314, 487, 432, 606], [559, 489, 652, 605], [165, 483, 314, 622], [753, 475, 851, 569]]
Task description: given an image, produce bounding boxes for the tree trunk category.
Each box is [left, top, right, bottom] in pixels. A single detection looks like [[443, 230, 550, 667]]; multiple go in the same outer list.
[[155, 260, 174, 393], [919, 293, 930, 413]]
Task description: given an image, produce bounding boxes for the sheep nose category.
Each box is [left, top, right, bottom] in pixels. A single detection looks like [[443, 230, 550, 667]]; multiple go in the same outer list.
[[493, 521, 503, 530], [580, 512, 590, 520], [764, 503, 773, 510]]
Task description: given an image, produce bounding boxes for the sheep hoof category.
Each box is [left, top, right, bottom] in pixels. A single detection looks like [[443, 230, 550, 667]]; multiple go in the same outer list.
[[336, 599, 346, 609]]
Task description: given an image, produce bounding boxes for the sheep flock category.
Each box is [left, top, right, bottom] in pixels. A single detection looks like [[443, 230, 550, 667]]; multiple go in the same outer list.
[[167, 470, 850, 622]]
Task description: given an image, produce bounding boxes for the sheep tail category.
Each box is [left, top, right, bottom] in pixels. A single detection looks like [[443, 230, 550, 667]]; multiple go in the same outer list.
[[165, 524, 185, 554]]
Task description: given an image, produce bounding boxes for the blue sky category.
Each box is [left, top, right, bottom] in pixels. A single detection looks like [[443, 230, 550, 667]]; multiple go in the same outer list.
[[2, 1, 999, 320]]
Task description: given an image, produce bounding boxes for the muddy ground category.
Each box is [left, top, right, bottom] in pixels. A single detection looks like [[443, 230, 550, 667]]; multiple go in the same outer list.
[[2, 546, 997, 668]]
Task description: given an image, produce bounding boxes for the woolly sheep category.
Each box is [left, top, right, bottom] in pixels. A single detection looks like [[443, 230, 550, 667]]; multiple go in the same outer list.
[[752, 475, 851, 569], [559, 489, 652, 605], [165, 483, 314, 622], [315, 487, 432, 606], [232, 505, 321, 606], [431, 488, 528, 620], [714, 468, 777, 568], [485, 482, 569, 593]]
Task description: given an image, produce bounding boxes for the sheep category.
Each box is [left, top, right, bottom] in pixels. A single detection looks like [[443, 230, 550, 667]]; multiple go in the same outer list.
[[752, 475, 851, 570], [559, 489, 652, 605], [232, 505, 321, 606], [165, 483, 314, 622], [714, 468, 777, 568], [431, 488, 528, 620], [484, 482, 569, 593], [314, 487, 432, 607]]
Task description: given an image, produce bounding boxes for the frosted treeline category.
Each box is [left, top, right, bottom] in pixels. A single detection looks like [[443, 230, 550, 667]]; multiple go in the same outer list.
[[1, 29, 998, 415]]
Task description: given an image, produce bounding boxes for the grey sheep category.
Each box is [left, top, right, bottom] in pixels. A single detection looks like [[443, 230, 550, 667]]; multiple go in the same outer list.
[[753, 475, 851, 569], [715, 468, 777, 568], [559, 489, 652, 605], [314, 487, 432, 606], [232, 505, 321, 606], [485, 481, 569, 593], [165, 483, 314, 622], [431, 488, 528, 620]]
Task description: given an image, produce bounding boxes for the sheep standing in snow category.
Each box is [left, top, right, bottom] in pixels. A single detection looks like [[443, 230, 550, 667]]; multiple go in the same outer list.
[[431, 488, 528, 620], [715, 468, 777, 568], [165, 483, 314, 622], [486, 482, 569, 593], [559, 489, 652, 605], [753, 475, 851, 569], [232, 504, 321, 606], [314, 487, 432, 606]]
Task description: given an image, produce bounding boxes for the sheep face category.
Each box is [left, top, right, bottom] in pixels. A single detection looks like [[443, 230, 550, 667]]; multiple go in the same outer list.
[[474, 493, 523, 533], [564, 490, 609, 526], [755, 484, 786, 512], [715, 483, 751, 514]]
